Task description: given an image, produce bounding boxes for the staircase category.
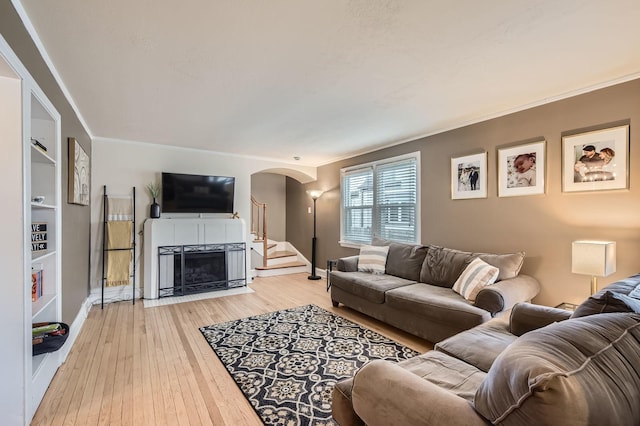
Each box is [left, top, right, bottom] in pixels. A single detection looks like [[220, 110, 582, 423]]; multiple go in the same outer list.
[[251, 196, 308, 277]]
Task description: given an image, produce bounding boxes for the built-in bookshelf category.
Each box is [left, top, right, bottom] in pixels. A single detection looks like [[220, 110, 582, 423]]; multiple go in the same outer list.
[[0, 35, 62, 424], [27, 82, 62, 419]]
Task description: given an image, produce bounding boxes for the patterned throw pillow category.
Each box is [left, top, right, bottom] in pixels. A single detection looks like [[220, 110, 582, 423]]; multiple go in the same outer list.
[[357, 245, 389, 275], [452, 258, 499, 301]]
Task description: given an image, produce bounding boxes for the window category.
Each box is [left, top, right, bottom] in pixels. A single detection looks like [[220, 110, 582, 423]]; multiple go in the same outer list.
[[340, 153, 419, 246]]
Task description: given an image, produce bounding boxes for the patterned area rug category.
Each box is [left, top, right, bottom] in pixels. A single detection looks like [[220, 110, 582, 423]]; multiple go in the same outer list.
[[200, 304, 418, 425]]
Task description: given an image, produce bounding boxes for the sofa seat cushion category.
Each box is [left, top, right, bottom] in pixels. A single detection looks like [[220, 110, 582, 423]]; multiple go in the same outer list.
[[330, 270, 416, 304], [385, 284, 492, 330], [435, 319, 515, 372], [394, 350, 487, 402], [474, 312, 640, 425]]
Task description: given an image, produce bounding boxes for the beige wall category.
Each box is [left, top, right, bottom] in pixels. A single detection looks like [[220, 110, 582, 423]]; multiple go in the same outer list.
[[1, 2, 92, 323], [251, 172, 287, 242], [288, 79, 640, 307], [91, 138, 316, 294]]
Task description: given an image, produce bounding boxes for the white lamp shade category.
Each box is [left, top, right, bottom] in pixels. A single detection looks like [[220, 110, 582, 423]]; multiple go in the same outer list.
[[572, 240, 616, 277], [307, 190, 324, 200]]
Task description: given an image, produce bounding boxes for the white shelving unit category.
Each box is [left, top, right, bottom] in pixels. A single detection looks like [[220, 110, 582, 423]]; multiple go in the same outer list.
[[27, 90, 62, 417], [0, 35, 62, 424]]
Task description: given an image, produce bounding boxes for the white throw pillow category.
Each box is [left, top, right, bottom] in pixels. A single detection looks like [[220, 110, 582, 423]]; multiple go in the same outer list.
[[452, 258, 499, 302], [357, 245, 389, 275]]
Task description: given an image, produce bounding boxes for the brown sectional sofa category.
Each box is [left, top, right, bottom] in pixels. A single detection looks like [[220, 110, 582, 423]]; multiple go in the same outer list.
[[333, 274, 640, 426], [330, 238, 540, 342]]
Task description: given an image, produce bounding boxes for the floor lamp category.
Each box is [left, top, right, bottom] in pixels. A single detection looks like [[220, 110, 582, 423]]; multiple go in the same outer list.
[[572, 240, 616, 295], [307, 190, 323, 280]]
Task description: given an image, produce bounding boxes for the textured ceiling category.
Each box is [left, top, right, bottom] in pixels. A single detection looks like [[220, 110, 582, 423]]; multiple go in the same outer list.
[[17, 0, 640, 166]]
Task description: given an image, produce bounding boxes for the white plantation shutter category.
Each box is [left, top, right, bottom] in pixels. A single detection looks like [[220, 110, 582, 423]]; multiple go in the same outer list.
[[341, 153, 419, 245], [341, 167, 374, 244], [375, 157, 417, 243]]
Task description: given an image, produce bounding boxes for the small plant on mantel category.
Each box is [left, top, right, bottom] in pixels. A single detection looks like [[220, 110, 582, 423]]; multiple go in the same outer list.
[[146, 182, 160, 201], [146, 182, 161, 218]]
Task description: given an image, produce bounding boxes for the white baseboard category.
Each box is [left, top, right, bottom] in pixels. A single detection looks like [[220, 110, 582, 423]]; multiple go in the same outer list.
[[58, 296, 92, 364], [88, 284, 140, 306]]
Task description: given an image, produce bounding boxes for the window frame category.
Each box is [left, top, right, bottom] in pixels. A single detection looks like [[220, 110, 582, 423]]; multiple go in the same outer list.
[[339, 152, 421, 248]]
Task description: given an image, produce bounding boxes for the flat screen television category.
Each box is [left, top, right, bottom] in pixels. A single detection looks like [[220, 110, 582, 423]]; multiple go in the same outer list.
[[162, 172, 235, 213]]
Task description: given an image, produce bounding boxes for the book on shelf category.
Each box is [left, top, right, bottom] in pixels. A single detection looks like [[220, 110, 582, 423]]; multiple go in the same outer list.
[[31, 138, 48, 152], [31, 269, 43, 302]]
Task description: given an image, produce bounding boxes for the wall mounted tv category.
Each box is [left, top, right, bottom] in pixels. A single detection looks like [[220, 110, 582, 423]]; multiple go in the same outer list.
[[162, 172, 235, 214]]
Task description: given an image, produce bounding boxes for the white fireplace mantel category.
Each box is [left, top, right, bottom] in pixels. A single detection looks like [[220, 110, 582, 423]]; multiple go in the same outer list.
[[143, 217, 247, 299]]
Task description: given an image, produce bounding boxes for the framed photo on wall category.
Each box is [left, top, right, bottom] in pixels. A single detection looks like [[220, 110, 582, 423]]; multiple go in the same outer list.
[[498, 140, 546, 197], [451, 152, 487, 199], [562, 124, 629, 192], [68, 137, 90, 205]]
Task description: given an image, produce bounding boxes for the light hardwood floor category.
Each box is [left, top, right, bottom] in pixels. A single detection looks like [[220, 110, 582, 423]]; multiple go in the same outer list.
[[32, 273, 432, 425]]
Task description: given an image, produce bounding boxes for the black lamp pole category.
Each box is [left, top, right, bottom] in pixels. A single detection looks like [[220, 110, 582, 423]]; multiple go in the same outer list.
[[308, 192, 321, 280]]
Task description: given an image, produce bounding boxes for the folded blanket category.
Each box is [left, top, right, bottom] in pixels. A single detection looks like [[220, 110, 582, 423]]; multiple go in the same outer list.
[[107, 197, 133, 221], [629, 284, 640, 300], [106, 221, 132, 287]]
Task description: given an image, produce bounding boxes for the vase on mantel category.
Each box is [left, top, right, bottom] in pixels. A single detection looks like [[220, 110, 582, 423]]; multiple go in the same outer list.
[[150, 198, 161, 218]]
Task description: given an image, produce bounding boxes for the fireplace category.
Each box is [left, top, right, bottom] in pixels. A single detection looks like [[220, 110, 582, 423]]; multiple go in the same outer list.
[[158, 243, 246, 298], [143, 218, 247, 299], [174, 250, 225, 296]]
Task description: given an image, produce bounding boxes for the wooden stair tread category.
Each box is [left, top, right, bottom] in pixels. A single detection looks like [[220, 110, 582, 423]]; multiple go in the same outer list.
[[252, 240, 277, 250], [255, 261, 306, 270], [268, 250, 296, 259]]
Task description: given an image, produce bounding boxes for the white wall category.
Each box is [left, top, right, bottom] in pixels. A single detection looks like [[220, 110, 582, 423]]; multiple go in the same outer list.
[[251, 173, 286, 241], [0, 72, 28, 424], [91, 138, 316, 297]]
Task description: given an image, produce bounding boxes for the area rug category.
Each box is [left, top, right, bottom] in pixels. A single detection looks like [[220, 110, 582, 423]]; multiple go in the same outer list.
[[199, 304, 418, 425]]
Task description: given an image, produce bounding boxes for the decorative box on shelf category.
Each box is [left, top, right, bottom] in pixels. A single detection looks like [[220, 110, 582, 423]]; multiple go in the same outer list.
[[31, 222, 48, 253]]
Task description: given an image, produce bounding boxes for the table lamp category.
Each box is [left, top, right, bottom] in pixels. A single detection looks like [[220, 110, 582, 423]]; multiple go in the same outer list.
[[571, 240, 616, 295]]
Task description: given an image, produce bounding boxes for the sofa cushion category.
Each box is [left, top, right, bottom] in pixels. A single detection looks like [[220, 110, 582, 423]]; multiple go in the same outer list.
[[372, 237, 428, 282], [435, 319, 515, 372], [330, 270, 415, 304], [420, 245, 475, 288], [474, 312, 640, 425], [452, 258, 499, 302], [572, 273, 640, 318], [476, 251, 525, 281], [385, 283, 491, 330], [396, 350, 487, 402], [332, 377, 365, 426], [357, 245, 389, 274]]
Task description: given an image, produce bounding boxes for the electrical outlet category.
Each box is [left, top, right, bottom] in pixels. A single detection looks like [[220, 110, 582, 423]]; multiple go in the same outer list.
[[308, 206, 312, 214]]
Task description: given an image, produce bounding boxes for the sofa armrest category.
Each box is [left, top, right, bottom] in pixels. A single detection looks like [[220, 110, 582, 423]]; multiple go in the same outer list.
[[351, 360, 488, 426], [337, 255, 359, 272], [474, 274, 540, 315], [509, 302, 572, 336]]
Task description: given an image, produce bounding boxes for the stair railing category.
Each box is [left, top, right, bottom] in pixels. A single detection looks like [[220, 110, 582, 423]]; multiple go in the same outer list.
[[251, 196, 268, 267]]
